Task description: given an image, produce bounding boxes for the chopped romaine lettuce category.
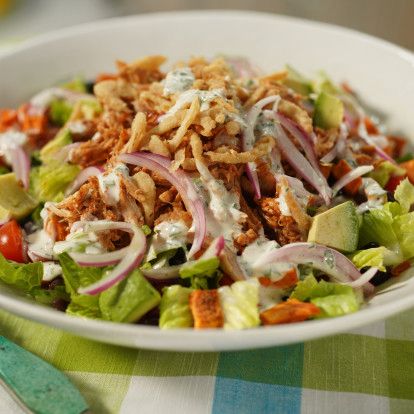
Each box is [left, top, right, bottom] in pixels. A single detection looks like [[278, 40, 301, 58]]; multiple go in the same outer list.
[[218, 279, 260, 329], [77, 99, 102, 120], [49, 100, 73, 126], [369, 161, 405, 187], [290, 275, 360, 317], [179, 257, 220, 289], [99, 269, 161, 323], [0, 253, 42, 294], [40, 129, 72, 164], [359, 207, 400, 253], [282, 65, 312, 95], [351, 247, 401, 271], [32, 285, 69, 306], [30, 162, 80, 203], [58, 253, 102, 317], [159, 285, 193, 329], [393, 212, 414, 259], [394, 178, 414, 213], [311, 294, 358, 318], [62, 77, 87, 93]]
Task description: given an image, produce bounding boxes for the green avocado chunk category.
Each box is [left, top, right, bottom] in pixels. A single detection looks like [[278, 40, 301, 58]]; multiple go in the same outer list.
[[283, 65, 312, 95], [99, 269, 161, 323], [313, 91, 344, 129], [0, 173, 38, 221], [307, 201, 359, 253]]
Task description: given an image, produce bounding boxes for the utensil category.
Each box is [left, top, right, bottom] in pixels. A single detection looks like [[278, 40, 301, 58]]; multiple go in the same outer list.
[[0, 336, 88, 414]]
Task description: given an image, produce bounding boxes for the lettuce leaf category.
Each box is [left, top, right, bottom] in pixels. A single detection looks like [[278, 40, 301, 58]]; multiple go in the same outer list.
[[351, 247, 401, 271], [62, 77, 87, 93], [359, 207, 400, 253], [49, 100, 73, 126], [58, 253, 102, 317], [393, 212, 414, 259], [179, 257, 220, 289], [159, 285, 193, 329], [0, 253, 42, 294], [394, 178, 414, 213], [99, 269, 160, 323], [218, 279, 260, 329], [369, 161, 405, 187], [30, 161, 80, 203], [40, 129, 72, 164], [290, 275, 359, 317]]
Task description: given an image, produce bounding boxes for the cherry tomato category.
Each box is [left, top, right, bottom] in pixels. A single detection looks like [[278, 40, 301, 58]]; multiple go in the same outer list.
[[0, 220, 25, 262], [385, 175, 406, 193]]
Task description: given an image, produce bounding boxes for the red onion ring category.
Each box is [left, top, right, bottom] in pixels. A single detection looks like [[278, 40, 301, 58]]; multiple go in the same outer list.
[[69, 247, 129, 267], [65, 165, 104, 195], [118, 152, 206, 258], [9, 146, 30, 190], [332, 165, 374, 195], [272, 122, 332, 204], [254, 242, 375, 294], [75, 221, 146, 295]]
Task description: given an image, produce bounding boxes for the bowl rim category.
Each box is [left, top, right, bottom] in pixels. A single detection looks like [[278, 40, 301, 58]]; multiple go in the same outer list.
[[1, 10, 414, 351]]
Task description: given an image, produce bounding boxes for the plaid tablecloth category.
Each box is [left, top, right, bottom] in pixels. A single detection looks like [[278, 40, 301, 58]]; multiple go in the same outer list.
[[0, 308, 413, 414]]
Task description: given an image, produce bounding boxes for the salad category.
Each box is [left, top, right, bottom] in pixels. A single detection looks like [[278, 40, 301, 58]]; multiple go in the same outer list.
[[0, 55, 413, 329]]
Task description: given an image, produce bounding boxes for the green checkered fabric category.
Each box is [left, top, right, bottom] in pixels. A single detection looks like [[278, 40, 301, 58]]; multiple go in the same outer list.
[[0, 308, 413, 414]]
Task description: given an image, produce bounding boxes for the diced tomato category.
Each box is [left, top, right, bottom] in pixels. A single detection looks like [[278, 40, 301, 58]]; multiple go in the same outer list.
[[388, 135, 406, 159], [332, 159, 362, 195], [259, 268, 299, 289], [0, 220, 25, 263], [319, 163, 332, 180], [0, 109, 18, 132], [260, 299, 320, 325], [385, 175, 406, 193], [391, 261, 411, 278], [364, 117, 379, 135], [17, 103, 47, 134], [400, 160, 414, 185]]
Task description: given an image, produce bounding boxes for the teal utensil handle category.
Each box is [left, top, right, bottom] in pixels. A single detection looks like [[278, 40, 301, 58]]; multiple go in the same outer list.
[[0, 336, 88, 414]]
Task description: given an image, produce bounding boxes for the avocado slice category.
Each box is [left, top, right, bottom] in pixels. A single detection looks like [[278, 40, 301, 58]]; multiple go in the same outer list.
[[283, 65, 312, 95], [0, 173, 38, 221], [313, 91, 344, 129], [307, 201, 359, 253], [99, 269, 161, 323]]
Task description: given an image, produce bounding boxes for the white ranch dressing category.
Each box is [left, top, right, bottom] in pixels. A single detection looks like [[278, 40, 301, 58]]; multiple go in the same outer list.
[[27, 229, 55, 260], [42, 262, 62, 282], [163, 67, 195, 96], [0, 131, 27, 164], [158, 88, 225, 122], [98, 163, 129, 206], [195, 160, 246, 247], [53, 229, 105, 256], [147, 220, 189, 260], [362, 177, 387, 210]]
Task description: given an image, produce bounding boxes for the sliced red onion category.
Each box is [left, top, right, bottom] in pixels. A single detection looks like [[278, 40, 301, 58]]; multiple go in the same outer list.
[[9, 146, 30, 190], [118, 152, 206, 258], [69, 247, 128, 267], [332, 165, 374, 195], [254, 242, 374, 294], [224, 56, 262, 78], [347, 267, 378, 288], [75, 221, 146, 295], [273, 112, 319, 168], [276, 174, 316, 201], [200, 236, 225, 260], [342, 93, 396, 165], [242, 95, 281, 199], [272, 122, 332, 204], [359, 123, 396, 164], [142, 265, 181, 280], [65, 165, 104, 195]]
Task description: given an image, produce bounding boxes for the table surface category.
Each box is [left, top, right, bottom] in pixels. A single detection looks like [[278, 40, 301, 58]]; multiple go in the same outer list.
[[1, 307, 413, 414]]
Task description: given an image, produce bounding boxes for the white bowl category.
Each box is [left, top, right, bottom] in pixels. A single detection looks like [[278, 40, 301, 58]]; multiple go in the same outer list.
[[1, 11, 414, 351]]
